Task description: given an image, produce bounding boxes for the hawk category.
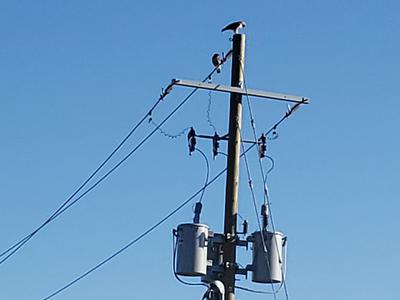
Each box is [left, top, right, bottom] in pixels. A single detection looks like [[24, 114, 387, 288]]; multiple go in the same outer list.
[[221, 21, 246, 34], [212, 53, 222, 73]]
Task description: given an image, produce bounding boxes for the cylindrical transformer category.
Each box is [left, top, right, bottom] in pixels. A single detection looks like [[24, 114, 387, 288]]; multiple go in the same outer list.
[[176, 223, 208, 276], [249, 231, 285, 283]]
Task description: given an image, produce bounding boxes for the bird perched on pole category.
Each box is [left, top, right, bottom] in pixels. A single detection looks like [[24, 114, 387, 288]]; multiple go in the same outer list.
[[221, 20, 246, 34], [212, 53, 222, 73]]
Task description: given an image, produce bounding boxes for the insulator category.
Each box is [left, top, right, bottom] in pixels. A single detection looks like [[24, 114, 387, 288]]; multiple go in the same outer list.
[[187, 127, 196, 155], [261, 204, 268, 230], [193, 201, 203, 224], [212, 132, 220, 159], [258, 133, 267, 158], [242, 220, 248, 235]]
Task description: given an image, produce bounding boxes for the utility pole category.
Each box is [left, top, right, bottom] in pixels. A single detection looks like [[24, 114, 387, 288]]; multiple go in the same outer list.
[[222, 32, 245, 300], [172, 22, 309, 300]]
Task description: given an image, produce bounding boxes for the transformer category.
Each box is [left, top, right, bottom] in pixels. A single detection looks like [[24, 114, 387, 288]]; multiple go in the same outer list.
[[176, 223, 208, 276], [248, 230, 286, 283]]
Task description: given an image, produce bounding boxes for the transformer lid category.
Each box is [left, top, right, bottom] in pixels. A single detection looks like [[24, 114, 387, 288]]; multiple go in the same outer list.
[[177, 223, 209, 229]]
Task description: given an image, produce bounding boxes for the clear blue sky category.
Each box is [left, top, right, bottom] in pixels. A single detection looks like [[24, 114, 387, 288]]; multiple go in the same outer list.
[[1, 1, 399, 299]]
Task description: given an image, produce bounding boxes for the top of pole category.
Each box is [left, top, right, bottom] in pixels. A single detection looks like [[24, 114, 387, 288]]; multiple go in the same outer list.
[[221, 21, 246, 34]]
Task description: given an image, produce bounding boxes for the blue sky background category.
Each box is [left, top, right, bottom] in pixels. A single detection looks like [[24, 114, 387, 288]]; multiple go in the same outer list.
[[1, 1, 399, 299]]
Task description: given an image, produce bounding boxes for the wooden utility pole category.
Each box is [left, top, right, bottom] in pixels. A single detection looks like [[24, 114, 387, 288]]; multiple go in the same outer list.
[[222, 32, 245, 300], [171, 23, 308, 300]]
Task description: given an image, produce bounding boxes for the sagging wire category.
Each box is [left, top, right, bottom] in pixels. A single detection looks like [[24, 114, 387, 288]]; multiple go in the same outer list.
[[206, 91, 218, 133], [148, 48, 232, 140], [150, 119, 191, 139]]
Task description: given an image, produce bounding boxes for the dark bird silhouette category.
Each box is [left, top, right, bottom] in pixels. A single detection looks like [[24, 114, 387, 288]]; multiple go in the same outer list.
[[221, 21, 246, 34], [212, 53, 222, 73]]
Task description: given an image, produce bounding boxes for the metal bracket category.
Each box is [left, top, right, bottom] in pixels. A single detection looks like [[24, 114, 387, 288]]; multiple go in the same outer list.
[[235, 267, 248, 278], [236, 239, 248, 248], [196, 133, 257, 145]]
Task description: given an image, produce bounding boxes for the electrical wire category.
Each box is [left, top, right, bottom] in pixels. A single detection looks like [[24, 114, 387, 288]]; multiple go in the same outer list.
[[262, 155, 275, 209], [0, 82, 194, 267], [217, 151, 228, 157], [40, 167, 227, 300], [0, 84, 171, 263], [236, 285, 275, 294], [150, 119, 191, 139], [194, 148, 210, 204], [239, 57, 298, 300], [0, 59, 230, 266], [206, 91, 217, 133], [264, 155, 275, 176]]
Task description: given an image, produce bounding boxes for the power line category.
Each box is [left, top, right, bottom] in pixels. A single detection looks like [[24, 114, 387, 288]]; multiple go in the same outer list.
[[0, 82, 195, 266], [0, 61, 228, 266], [40, 168, 227, 300], [0, 85, 171, 263], [236, 285, 275, 294]]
